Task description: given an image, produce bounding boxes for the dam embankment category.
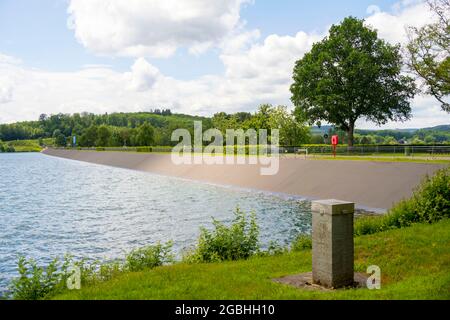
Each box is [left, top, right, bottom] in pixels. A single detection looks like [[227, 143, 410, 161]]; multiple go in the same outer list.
[[42, 148, 447, 211]]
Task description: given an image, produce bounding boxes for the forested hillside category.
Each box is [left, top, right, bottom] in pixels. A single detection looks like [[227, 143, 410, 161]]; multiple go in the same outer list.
[[1, 107, 449, 148]]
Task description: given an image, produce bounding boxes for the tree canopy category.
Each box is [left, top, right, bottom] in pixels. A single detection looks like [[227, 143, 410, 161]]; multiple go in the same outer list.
[[291, 17, 417, 146], [406, 0, 450, 112]]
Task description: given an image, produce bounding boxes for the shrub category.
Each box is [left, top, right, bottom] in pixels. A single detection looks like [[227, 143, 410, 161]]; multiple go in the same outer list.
[[8, 242, 175, 300], [414, 168, 450, 223], [184, 208, 259, 263], [355, 168, 450, 236], [291, 235, 312, 251], [8, 256, 72, 300], [136, 147, 153, 153], [125, 242, 174, 272]]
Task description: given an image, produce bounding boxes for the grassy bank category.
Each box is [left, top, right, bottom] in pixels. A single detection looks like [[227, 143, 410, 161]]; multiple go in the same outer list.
[[1, 139, 54, 152], [308, 155, 450, 164], [53, 219, 450, 300], [7, 140, 42, 152], [58, 146, 450, 164]]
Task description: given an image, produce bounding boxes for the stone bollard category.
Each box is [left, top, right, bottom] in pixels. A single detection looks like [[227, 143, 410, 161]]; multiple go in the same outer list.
[[312, 199, 355, 288]]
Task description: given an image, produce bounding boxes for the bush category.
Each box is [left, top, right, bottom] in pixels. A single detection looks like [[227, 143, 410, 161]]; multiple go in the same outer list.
[[8, 242, 174, 300], [125, 242, 174, 272], [136, 147, 153, 153], [355, 168, 450, 236], [184, 208, 259, 263], [291, 235, 312, 251], [414, 168, 450, 223], [6, 145, 15, 153], [8, 256, 72, 300]]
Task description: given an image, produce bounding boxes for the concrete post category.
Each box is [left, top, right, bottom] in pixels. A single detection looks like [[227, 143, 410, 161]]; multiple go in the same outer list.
[[312, 199, 355, 288]]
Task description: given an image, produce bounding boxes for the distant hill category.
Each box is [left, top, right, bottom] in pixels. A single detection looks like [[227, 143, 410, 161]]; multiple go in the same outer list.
[[311, 124, 450, 136], [422, 125, 450, 132]]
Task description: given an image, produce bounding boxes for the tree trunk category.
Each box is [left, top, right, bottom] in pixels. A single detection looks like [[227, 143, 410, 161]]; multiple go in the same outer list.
[[347, 122, 355, 147]]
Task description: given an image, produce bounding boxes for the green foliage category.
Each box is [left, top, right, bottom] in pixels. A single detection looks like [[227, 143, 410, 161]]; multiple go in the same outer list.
[[355, 168, 450, 236], [95, 125, 111, 147], [414, 168, 450, 222], [1, 109, 449, 148], [4, 144, 15, 152], [135, 122, 155, 146], [291, 16, 416, 146], [291, 235, 312, 251], [406, 0, 449, 112], [53, 220, 450, 300], [310, 135, 325, 144], [211, 104, 310, 146], [125, 242, 174, 272], [4, 140, 42, 152], [8, 256, 72, 300], [7, 241, 175, 300], [184, 208, 260, 263], [136, 146, 153, 152]]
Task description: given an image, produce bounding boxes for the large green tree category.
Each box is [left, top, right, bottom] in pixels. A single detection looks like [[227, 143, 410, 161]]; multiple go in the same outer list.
[[406, 0, 449, 112], [53, 129, 67, 147], [95, 125, 111, 147], [135, 122, 155, 146], [291, 17, 416, 146]]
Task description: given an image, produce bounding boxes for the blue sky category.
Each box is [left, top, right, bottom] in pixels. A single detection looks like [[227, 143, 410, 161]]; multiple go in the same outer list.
[[1, 0, 398, 76], [0, 0, 447, 128]]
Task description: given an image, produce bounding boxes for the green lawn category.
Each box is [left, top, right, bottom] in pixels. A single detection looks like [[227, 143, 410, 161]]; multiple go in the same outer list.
[[308, 155, 450, 164], [53, 219, 450, 300], [6, 139, 42, 152], [66, 147, 450, 164]]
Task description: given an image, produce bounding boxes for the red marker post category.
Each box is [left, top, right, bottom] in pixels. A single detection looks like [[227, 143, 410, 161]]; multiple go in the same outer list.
[[331, 135, 339, 158]]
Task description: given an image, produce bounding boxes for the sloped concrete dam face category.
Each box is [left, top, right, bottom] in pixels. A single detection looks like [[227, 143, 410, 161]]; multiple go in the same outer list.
[[42, 149, 447, 210]]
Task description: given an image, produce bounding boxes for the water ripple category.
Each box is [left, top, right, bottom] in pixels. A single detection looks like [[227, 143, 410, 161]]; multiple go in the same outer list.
[[0, 153, 311, 292]]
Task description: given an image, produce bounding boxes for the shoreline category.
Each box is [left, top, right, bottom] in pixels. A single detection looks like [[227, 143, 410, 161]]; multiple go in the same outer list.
[[42, 148, 447, 210]]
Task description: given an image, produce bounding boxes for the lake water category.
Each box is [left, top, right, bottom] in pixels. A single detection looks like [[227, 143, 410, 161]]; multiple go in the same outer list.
[[0, 153, 312, 293]]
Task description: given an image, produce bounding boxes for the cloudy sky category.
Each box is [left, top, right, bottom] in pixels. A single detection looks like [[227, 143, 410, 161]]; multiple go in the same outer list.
[[0, 0, 448, 128]]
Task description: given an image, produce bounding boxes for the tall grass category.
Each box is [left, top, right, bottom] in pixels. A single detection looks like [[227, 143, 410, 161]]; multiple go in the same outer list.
[[7, 242, 173, 300]]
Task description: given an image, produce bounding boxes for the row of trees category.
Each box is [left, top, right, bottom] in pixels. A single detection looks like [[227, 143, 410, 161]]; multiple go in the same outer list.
[[1, 107, 449, 148], [211, 105, 310, 146], [310, 130, 450, 145], [75, 122, 155, 147], [0, 111, 212, 147], [54, 105, 311, 147]]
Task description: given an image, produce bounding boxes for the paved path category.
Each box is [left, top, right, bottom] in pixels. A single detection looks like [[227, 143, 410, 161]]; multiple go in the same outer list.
[[42, 149, 448, 211]]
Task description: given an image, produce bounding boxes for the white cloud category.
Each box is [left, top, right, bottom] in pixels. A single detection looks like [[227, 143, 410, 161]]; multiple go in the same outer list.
[[0, 53, 22, 66], [125, 58, 160, 92], [0, 0, 448, 130], [366, 5, 381, 15], [67, 0, 251, 58], [365, 1, 433, 44], [0, 82, 13, 104], [221, 31, 321, 81]]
